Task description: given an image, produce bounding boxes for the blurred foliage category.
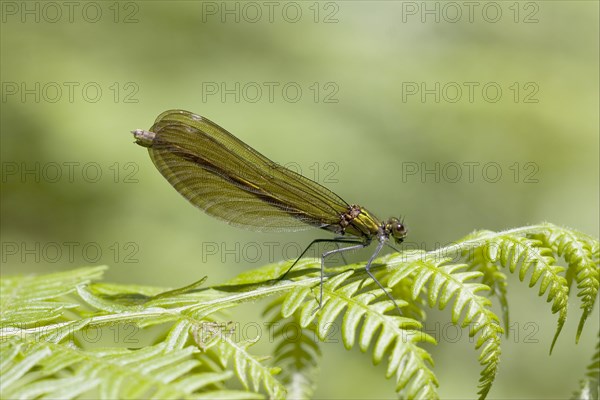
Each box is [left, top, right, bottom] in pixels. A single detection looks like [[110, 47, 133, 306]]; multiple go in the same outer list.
[[1, 1, 598, 398]]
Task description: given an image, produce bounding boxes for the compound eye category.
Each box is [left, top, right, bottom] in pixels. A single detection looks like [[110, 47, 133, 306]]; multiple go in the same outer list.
[[394, 223, 404, 235], [390, 219, 407, 242]]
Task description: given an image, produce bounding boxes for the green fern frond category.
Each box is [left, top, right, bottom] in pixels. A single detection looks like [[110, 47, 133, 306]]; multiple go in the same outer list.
[[1, 223, 597, 399], [210, 335, 285, 399], [461, 231, 510, 332], [0, 333, 248, 399], [483, 233, 569, 352], [264, 298, 321, 400], [0, 266, 107, 326], [278, 268, 439, 399], [532, 224, 599, 342], [0, 268, 277, 399], [387, 255, 503, 400], [389, 273, 428, 322], [84, 286, 287, 397], [572, 332, 600, 400]]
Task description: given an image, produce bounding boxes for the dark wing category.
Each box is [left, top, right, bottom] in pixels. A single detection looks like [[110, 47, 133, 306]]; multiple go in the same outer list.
[[141, 109, 349, 232]]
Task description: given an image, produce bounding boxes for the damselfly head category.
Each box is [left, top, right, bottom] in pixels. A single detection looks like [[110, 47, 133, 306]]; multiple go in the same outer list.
[[385, 217, 407, 244]]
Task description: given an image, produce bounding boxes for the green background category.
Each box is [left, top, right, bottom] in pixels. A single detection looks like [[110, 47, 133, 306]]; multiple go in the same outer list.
[[1, 1, 598, 398]]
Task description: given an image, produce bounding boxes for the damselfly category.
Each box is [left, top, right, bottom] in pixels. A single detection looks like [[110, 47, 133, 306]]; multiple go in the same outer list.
[[132, 110, 407, 311]]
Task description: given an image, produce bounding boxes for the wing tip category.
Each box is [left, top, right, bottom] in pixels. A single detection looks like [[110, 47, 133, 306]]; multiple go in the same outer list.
[[132, 129, 156, 147]]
